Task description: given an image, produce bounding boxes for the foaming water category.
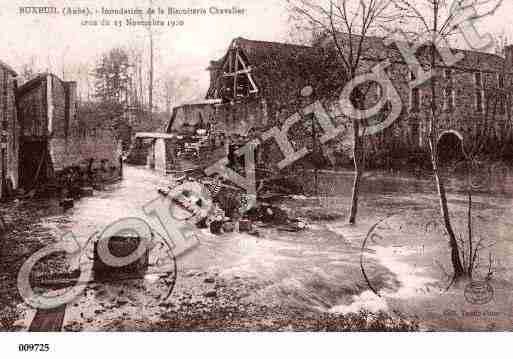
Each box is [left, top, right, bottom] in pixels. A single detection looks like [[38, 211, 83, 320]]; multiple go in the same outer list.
[[330, 245, 438, 314], [20, 165, 513, 322], [330, 290, 388, 314], [373, 246, 437, 299]]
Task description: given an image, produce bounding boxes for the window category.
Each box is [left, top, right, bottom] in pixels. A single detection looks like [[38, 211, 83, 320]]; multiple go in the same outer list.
[[498, 73, 506, 115], [475, 72, 484, 113], [410, 71, 420, 112], [410, 122, 420, 147], [444, 69, 454, 111], [376, 66, 389, 100], [375, 76, 391, 113]]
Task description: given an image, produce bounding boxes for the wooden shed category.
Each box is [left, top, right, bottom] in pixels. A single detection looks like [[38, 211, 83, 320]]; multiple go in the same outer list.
[[0, 60, 19, 198]]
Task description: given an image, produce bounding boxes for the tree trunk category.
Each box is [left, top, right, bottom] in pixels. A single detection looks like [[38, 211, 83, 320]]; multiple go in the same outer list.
[[148, 0, 154, 121], [349, 118, 364, 224], [427, 7, 466, 279], [467, 158, 474, 277], [138, 58, 143, 110], [349, 164, 363, 224], [429, 134, 466, 279], [149, 31, 154, 121]]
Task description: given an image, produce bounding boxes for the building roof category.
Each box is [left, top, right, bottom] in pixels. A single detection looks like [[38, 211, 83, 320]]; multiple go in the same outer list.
[[17, 73, 76, 96], [208, 37, 314, 69], [318, 33, 505, 72], [135, 132, 177, 140], [182, 98, 222, 106], [206, 37, 347, 120], [17, 73, 48, 93], [207, 34, 507, 103], [0, 59, 17, 76], [205, 34, 509, 128], [230, 37, 313, 67]]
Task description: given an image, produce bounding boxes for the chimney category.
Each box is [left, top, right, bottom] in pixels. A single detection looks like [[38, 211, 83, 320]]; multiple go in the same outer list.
[[207, 60, 221, 98], [64, 81, 77, 137]]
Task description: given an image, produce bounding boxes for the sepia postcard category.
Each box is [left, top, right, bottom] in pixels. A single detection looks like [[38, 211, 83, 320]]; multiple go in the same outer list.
[[1, 0, 513, 355]]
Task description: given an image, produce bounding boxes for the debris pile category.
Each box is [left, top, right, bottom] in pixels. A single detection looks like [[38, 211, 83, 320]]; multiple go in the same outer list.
[[158, 174, 308, 235], [15, 158, 124, 210]]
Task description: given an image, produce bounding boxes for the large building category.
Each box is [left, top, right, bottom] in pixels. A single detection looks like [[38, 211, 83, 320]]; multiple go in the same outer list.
[[0, 60, 19, 199], [204, 35, 513, 166]]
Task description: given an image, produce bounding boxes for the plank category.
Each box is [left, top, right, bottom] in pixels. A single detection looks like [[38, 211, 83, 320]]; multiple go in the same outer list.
[[29, 305, 67, 332]]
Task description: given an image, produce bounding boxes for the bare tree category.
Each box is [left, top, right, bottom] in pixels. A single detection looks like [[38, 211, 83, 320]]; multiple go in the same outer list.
[[19, 56, 39, 83], [458, 46, 512, 279], [494, 30, 508, 57], [161, 75, 194, 116], [390, 0, 503, 281], [137, 1, 166, 119], [288, 0, 394, 224], [126, 45, 145, 110], [148, 1, 155, 120], [61, 46, 70, 80]]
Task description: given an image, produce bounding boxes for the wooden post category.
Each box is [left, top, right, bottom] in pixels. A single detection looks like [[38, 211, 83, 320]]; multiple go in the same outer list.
[[233, 49, 238, 99], [312, 113, 319, 199], [0, 148, 5, 200]]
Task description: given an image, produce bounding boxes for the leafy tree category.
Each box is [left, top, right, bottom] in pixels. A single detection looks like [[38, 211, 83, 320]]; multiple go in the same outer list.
[[93, 48, 131, 106]]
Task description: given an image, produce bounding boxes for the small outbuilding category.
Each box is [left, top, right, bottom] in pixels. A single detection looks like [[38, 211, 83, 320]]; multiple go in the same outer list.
[[17, 73, 122, 190], [0, 60, 19, 199]]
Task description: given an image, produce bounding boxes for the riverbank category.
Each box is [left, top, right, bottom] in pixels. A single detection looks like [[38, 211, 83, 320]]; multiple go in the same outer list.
[[0, 198, 69, 331]]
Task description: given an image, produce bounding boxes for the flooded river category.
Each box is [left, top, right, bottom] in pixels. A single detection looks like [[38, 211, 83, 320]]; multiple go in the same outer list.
[[3, 164, 513, 331]]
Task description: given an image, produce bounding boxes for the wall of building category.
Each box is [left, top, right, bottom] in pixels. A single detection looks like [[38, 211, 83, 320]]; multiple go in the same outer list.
[[50, 77, 78, 139], [18, 79, 47, 138], [49, 126, 122, 172], [213, 98, 269, 136], [251, 54, 512, 163], [353, 57, 512, 160], [154, 138, 167, 175], [170, 103, 216, 134], [0, 66, 19, 197], [208, 37, 513, 166]]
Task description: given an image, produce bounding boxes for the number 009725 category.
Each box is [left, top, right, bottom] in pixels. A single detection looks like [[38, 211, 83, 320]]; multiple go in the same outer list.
[[18, 344, 50, 352]]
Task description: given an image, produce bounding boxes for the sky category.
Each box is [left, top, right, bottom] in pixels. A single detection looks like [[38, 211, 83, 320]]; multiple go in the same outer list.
[[0, 0, 291, 106], [0, 0, 512, 107]]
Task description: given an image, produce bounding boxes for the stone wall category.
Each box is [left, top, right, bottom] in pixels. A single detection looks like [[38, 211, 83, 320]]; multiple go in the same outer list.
[[356, 58, 512, 160], [256, 54, 512, 163], [49, 126, 122, 172], [17, 73, 122, 186]]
